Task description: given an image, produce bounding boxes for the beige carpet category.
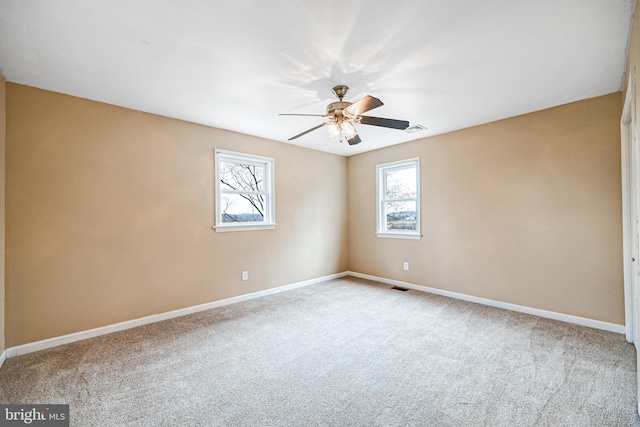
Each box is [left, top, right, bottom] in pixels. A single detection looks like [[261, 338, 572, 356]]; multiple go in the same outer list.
[[0, 276, 638, 426]]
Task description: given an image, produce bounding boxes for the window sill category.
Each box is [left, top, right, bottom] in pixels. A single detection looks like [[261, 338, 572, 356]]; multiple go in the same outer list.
[[376, 232, 421, 240], [213, 224, 277, 232]]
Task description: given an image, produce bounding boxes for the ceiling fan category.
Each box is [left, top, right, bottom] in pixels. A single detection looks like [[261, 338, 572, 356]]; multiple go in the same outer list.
[[280, 85, 410, 145]]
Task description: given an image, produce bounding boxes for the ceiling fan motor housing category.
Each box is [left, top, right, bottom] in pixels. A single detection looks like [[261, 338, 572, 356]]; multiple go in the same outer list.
[[327, 101, 354, 119]]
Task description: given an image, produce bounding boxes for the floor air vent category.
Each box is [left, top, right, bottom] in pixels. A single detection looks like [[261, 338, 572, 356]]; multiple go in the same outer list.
[[391, 286, 409, 292]]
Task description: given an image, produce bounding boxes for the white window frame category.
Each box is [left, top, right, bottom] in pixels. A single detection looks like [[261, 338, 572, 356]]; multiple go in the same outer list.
[[376, 158, 421, 240], [214, 149, 276, 232]]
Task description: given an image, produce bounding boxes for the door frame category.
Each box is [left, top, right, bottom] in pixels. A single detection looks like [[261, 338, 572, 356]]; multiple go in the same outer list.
[[621, 69, 637, 345]]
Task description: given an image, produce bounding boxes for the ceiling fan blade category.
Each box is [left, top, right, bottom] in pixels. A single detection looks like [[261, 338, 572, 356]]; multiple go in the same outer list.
[[279, 113, 327, 117], [288, 123, 326, 140], [344, 95, 383, 116], [347, 132, 361, 145], [359, 116, 410, 130]]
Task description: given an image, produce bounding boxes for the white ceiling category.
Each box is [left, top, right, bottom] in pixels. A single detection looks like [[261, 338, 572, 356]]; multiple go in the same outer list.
[[0, 0, 635, 156]]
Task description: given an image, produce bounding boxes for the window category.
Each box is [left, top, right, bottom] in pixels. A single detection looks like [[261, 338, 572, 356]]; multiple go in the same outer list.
[[214, 149, 275, 232], [376, 158, 421, 239]]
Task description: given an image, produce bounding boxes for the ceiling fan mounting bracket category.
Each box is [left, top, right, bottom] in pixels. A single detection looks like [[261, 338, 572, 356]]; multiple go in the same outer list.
[[332, 85, 349, 100]]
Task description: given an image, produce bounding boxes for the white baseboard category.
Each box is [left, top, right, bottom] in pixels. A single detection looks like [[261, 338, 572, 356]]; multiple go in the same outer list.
[[0, 350, 6, 368], [5, 271, 349, 359], [348, 271, 626, 334]]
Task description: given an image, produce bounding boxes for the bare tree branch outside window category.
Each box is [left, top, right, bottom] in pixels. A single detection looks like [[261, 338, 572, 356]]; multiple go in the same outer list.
[[219, 161, 266, 223]]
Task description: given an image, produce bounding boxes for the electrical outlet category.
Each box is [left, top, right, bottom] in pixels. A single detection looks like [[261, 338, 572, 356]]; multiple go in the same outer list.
[[242, 271, 249, 281], [403, 262, 409, 271]]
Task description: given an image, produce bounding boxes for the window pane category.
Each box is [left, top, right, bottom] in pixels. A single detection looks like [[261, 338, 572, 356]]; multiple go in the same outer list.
[[385, 201, 417, 231], [220, 193, 265, 223], [219, 161, 264, 192], [385, 167, 416, 199]]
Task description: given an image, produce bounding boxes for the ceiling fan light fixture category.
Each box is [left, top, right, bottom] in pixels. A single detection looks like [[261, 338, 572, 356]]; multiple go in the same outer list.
[[341, 121, 357, 139], [325, 121, 341, 141]]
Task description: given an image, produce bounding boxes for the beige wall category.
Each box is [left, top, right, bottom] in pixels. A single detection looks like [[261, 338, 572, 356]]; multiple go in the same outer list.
[[5, 84, 348, 347], [348, 93, 624, 324], [0, 75, 5, 353]]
